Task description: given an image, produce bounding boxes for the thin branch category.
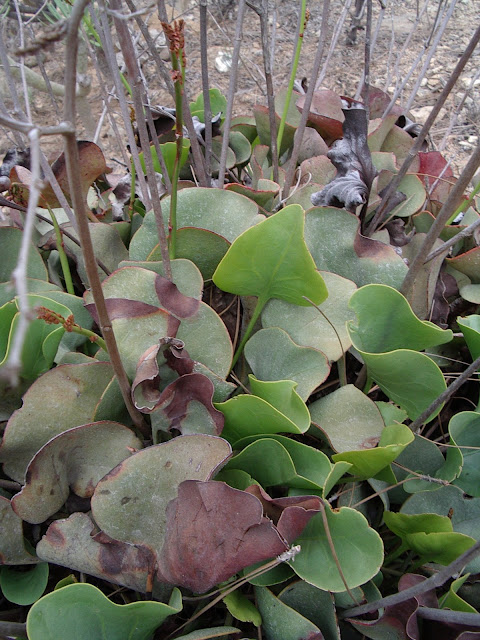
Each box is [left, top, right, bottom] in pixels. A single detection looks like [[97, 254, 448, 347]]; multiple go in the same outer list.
[[0, 622, 27, 637], [401, 144, 480, 299], [63, 0, 149, 436], [217, 0, 247, 187], [91, 1, 151, 210], [341, 538, 480, 619], [365, 22, 480, 236], [282, 0, 331, 196], [199, 0, 212, 183], [409, 351, 480, 433], [416, 607, 480, 627], [424, 215, 480, 264], [256, 0, 279, 182], [403, 0, 457, 114], [111, 0, 172, 279], [0, 128, 41, 385]]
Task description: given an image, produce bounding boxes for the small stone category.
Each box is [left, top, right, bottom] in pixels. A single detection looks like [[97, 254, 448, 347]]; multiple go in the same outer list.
[[420, 77, 428, 87], [468, 135, 479, 144], [459, 141, 473, 150]]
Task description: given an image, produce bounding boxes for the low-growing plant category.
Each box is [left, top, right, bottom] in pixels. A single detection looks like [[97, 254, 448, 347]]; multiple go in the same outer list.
[[1, 1, 480, 639]]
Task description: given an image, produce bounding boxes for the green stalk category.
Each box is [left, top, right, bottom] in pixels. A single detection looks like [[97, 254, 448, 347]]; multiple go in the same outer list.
[[276, 0, 308, 156], [231, 295, 267, 370], [36, 307, 107, 351], [49, 206, 75, 295], [163, 20, 186, 260]]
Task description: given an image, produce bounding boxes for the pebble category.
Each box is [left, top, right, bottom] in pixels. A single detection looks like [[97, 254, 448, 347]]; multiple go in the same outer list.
[[459, 140, 473, 150]]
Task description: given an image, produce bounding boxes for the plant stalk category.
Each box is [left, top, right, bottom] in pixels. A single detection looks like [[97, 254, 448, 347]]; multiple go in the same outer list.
[[49, 207, 75, 295], [199, 0, 213, 183], [277, 0, 307, 156], [162, 19, 186, 259], [217, 0, 247, 187], [283, 0, 331, 197], [63, 0, 149, 437], [231, 295, 267, 370]]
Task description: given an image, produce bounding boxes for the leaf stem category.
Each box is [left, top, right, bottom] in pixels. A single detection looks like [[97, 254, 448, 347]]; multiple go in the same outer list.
[[231, 295, 267, 370], [49, 207, 75, 295], [36, 306, 107, 351]]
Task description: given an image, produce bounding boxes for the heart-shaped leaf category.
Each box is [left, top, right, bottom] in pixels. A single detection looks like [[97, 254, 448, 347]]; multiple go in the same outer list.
[[91, 435, 231, 555], [262, 270, 356, 363], [305, 207, 407, 289], [37, 512, 155, 593], [0, 362, 117, 482], [291, 505, 384, 592], [244, 327, 329, 401], [214, 203, 326, 307], [310, 384, 385, 453], [157, 480, 290, 592], [223, 436, 332, 491], [26, 582, 182, 640], [216, 378, 310, 446], [12, 422, 141, 524]]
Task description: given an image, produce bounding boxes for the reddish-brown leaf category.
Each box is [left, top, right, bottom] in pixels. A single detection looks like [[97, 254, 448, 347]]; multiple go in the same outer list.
[[245, 484, 321, 543], [155, 274, 200, 319], [158, 480, 289, 593]]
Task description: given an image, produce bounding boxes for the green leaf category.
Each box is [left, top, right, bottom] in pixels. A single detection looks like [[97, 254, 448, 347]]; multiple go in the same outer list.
[[244, 327, 329, 401], [140, 139, 190, 181], [309, 384, 385, 453], [0, 563, 48, 605], [216, 378, 310, 446], [279, 581, 340, 640], [0, 227, 48, 282], [438, 574, 478, 613], [26, 583, 182, 640], [332, 424, 414, 480], [213, 204, 327, 307], [356, 349, 447, 421], [223, 590, 262, 626], [383, 511, 475, 564], [458, 315, 480, 360], [348, 284, 453, 353], [401, 485, 480, 573], [223, 436, 332, 490], [448, 411, 480, 496], [291, 505, 384, 592], [255, 586, 322, 640], [305, 207, 407, 289], [262, 270, 356, 363], [190, 88, 227, 122]]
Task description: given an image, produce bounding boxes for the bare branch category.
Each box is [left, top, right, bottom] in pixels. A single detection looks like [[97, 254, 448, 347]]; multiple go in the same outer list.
[[63, 0, 149, 436], [217, 0, 247, 187], [341, 538, 480, 618], [0, 128, 41, 385]]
